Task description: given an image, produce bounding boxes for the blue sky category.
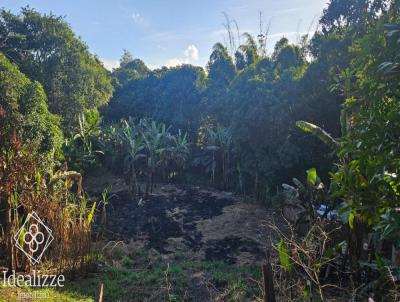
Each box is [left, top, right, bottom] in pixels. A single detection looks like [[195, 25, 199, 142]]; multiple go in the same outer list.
[[2, 0, 328, 70]]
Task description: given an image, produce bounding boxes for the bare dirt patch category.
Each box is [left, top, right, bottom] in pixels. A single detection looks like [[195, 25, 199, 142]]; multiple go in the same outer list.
[[90, 179, 277, 266]]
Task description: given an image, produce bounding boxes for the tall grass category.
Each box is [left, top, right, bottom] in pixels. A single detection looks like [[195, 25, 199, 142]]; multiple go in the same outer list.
[[0, 135, 96, 274]]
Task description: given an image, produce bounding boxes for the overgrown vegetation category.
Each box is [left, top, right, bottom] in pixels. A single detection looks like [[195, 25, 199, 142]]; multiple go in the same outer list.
[[0, 0, 400, 300]]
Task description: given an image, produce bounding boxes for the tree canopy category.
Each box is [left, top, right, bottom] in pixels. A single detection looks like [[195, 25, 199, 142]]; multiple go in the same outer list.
[[0, 51, 62, 162], [0, 7, 113, 132]]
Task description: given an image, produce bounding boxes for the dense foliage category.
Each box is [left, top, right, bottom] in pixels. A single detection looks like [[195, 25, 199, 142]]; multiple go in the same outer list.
[[0, 51, 94, 273], [330, 3, 400, 242], [105, 61, 205, 139], [1, 1, 400, 299], [0, 51, 62, 165], [0, 7, 113, 132]]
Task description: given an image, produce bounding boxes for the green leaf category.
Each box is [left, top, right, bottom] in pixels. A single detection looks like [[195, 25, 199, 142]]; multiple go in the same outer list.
[[303, 287, 310, 298], [348, 212, 355, 229], [307, 168, 317, 186], [87, 202, 97, 225], [375, 252, 385, 273], [277, 240, 292, 272], [296, 121, 339, 150], [19, 226, 26, 247], [36, 171, 41, 193]]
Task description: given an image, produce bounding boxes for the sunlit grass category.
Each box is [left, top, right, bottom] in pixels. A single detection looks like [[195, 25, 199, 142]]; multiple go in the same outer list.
[[0, 284, 93, 302], [0, 253, 261, 301]]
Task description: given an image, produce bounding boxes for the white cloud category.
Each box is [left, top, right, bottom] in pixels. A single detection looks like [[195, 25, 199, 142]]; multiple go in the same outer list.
[[132, 12, 148, 27], [164, 57, 189, 67], [164, 44, 200, 67], [147, 64, 159, 70], [184, 45, 199, 61], [100, 58, 120, 71]]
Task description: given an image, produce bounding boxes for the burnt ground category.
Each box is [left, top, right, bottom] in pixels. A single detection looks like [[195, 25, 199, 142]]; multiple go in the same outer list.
[[102, 184, 270, 265], [80, 170, 287, 301], [86, 172, 277, 266]]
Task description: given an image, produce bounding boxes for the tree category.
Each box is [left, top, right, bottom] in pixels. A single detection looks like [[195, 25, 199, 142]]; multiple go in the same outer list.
[[203, 43, 236, 124], [120, 49, 134, 67], [228, 58, 299, 197], [105, 63, 205, 140], [234, 33, 259, 70], [155, 65, 205, 138], [0, 51, 62, 162], [330, 11, 400, 225], [296, 2, 400, 273], [113, 57, 150, 88], [0, 51, 62, 271], [275, 44, 304, 70], [0, 7, 113, 132], [320, 0, 389, 33]]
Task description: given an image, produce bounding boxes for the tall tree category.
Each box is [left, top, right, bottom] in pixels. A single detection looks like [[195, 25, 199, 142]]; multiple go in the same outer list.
[[203, 43, 236, 124], [105, 62, 205, 139], [0, 7, 113, 132], [0, 51, 62, 161]]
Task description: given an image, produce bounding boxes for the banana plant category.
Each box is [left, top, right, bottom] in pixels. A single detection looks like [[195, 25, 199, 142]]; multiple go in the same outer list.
[[74, 110, 102, 153], [64, 110, 103, 170], [110, 118, 146, 200], [139, 119, 168, 196], [296, 121, 340, 151], [282, 168, 329, 229], [121, 119, 146, 200], [160, 131, 190, 180], [215, 125, 232, 189], [99, 186, 117, 227], [202, 125, 232, 188], [205, 127, 218, 184], [171, 131, 190, 167]]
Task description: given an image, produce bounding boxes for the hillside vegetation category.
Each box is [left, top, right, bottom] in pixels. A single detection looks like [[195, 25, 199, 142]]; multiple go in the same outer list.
[[0, 1, 399, 301]]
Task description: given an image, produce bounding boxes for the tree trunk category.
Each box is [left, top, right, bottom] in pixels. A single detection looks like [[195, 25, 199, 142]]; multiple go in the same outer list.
[[145, 165, 151, 198], [222, 152, 226, 190], [254, 167, 259, 201], [262, 250, 276, 302], [131, 161, 137, 201], [150, 166, 155, 194], [211, 152, 215, 184]]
